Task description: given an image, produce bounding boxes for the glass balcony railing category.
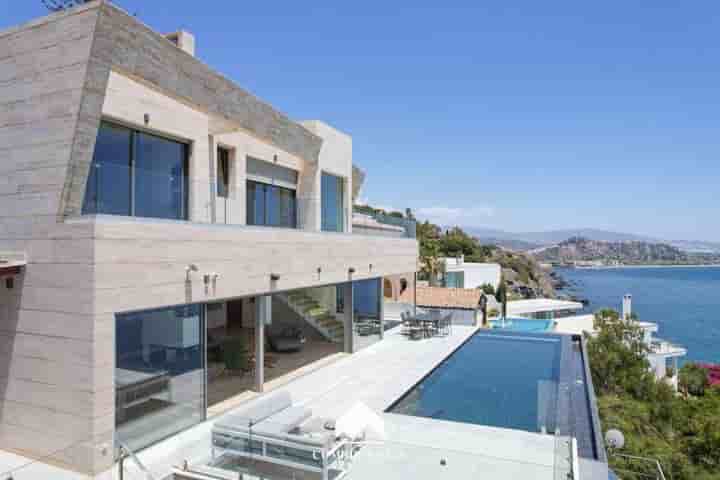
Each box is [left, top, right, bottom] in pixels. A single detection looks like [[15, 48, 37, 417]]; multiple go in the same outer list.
[[352, 207, 417, 239], [81, 164, 414, 238], [181, 416, 572, 480]]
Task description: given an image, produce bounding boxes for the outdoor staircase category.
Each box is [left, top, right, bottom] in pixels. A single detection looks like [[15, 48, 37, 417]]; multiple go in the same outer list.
[[278, 291, 345, 343]]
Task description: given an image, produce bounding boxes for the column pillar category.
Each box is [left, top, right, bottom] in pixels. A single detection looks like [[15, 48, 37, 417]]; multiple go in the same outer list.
[[342, 282, 354, 353], [208, 135, 217, 224], [378, 279, 384, 340], [255, 295, 271, 392]]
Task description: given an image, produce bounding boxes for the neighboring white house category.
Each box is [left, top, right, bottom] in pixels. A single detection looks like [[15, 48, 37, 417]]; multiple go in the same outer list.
[[441, 256, 502, 290], [623, 295, 687, 390]]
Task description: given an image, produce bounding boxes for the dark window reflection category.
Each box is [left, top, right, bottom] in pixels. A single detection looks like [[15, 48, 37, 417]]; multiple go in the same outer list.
[[115, 304, 205, 452], [82, 123, 132, 215], [321, 172, 345, 232], [246, 180, 296, 228], [82, 121, 189, 220]]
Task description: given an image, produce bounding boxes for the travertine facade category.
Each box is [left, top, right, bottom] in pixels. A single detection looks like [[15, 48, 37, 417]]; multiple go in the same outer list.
[[0, 1, 417, 475]]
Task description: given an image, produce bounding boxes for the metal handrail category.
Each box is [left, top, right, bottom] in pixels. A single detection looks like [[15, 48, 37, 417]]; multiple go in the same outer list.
[[118, 442, 158, 480], [611, 453, 666, 480]]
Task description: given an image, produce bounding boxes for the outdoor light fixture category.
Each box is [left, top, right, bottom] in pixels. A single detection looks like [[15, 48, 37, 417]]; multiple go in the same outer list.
[[270, 273, 281, 281], [5, 277, 13, 290], [184, 264, 198, 282], [369, 263, 373, 271], [348, 267, 356, 274], [144, 113, 150, 125]]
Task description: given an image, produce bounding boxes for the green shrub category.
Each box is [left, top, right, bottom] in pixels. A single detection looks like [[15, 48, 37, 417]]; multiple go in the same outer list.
[[680, 363, 710, 397], [223, 337, 248, 371], [479, 283, 495, 295]]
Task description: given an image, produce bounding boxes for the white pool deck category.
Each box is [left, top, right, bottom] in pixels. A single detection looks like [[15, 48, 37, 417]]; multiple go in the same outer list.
[[554, 314, 596, 335], [0, 325, 563, 480], [507, 298, 584, 316]]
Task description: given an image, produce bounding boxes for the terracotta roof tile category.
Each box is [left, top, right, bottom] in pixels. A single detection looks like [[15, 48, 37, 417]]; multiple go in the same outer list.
[[398, 286, 481, 310]]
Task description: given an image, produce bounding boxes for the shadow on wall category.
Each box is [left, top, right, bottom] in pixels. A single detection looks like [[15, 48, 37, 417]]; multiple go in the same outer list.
[[383, 275, 413, 302]]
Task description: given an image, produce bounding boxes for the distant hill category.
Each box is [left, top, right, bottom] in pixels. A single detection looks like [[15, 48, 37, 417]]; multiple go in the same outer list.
[[532, 237, 720, 265], [464, 227, 655, 250], [460, 227, 720, 254], [477, 237, 545, 251]]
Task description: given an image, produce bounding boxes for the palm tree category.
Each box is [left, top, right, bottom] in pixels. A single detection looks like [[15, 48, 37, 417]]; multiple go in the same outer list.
[[420, 239, 442, 286]]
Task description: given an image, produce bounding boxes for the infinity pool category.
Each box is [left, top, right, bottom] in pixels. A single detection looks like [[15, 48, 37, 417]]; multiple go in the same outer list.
[[388, 331, 562, 434], [490, 317, 553, 332]]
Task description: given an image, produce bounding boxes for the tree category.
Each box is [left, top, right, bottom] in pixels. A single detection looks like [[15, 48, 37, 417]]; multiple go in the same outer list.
[[43, 0, 90, 11], [585, 309, 653, 399], [680, 363, 710, 397], [479, 283, 495, 295], [494, 281, 507, 318]]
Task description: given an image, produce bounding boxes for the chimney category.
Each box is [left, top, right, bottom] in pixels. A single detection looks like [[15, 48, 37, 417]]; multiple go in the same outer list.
[[622, 294, 632, 322], [165, 30, 195, 56]]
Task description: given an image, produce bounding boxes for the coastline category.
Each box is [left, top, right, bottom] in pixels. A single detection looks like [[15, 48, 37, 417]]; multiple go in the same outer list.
[[560, 264, 720, 270]]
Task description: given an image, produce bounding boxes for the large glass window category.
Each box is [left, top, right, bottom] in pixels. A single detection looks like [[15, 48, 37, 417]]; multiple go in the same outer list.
[[82, 122, 132, 216], [246, 180, 297, 228], [445, 271, 465, 288], [321, 172, 345, 232], [351, 279, 383, 351], [217, 147, 230, 198], [82, 121, 189, 220], [115, 304, 205, 452]]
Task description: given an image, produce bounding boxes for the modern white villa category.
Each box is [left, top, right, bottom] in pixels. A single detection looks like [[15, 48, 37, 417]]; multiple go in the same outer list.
[[622, 295, 687, 390], [440, 255, 501, 290], [0, 3, 613, 480]]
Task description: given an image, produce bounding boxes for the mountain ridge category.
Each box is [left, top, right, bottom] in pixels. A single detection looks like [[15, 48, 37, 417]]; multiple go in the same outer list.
[[459, 227, 720, 253]]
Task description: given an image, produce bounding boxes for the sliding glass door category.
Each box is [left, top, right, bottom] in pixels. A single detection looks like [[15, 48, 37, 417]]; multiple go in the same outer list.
[[115, 304, 205, 452], [246, 180, 297, 228]]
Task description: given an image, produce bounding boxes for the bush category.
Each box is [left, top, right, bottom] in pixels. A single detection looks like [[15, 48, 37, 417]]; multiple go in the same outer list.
[[223, 337, 249, 371], [680, 363, 710, 397], [479, 283, 495, 295]]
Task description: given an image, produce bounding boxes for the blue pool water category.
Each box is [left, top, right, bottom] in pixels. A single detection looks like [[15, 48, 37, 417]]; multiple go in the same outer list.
[[388, 331, 562, 433], [490, 317, 553, 332]]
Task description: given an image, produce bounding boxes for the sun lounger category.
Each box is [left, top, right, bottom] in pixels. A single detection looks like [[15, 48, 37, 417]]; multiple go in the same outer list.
[[211, 391, 352, 480]]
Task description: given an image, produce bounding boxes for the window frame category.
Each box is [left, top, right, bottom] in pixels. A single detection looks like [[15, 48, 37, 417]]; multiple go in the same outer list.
[[83, 120, 190, 221], [246, 179, 297, 228]]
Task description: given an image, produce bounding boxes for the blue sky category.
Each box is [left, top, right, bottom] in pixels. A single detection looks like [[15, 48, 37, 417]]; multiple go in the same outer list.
[[7, 1, 720, 241]]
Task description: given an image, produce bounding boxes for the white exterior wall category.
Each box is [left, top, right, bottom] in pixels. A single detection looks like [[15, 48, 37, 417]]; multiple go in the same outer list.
[[300, 120, 353, 232], [444, 259, 502, 289]]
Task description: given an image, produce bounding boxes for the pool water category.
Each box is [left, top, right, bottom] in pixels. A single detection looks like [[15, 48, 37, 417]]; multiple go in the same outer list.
[[388, 331, 562, 434], [490, 317, 553, 332]]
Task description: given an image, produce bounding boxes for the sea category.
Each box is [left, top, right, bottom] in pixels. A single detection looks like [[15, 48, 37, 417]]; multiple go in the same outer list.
[[556, 266, 720, 364]]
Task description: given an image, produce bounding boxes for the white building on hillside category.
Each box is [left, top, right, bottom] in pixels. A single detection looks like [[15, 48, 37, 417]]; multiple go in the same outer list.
[[623, 295, 687, 390], [441, 256, 502, 290]]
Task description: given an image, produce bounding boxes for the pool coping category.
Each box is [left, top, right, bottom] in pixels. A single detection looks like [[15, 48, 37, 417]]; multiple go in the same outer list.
[[384, 329, 607, 463]]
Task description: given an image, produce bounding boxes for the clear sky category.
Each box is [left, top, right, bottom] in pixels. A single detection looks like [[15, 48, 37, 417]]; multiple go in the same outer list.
[[6, 1, 720, 241]]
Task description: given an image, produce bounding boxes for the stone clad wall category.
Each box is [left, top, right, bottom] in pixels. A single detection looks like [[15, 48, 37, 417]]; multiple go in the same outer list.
[[0, 4, 112, 474], [61, 1, 324, 218]]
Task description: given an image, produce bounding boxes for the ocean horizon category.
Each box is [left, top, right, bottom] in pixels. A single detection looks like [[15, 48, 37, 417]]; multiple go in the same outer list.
[[557, 266, 720, 364]]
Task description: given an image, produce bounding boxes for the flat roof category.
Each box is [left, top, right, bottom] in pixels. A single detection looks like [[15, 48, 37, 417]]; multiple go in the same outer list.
[[508, 298, 584, 315]]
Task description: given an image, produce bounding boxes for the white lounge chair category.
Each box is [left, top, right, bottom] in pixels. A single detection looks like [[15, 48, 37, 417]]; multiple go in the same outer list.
[[211, 391, 351, 480]]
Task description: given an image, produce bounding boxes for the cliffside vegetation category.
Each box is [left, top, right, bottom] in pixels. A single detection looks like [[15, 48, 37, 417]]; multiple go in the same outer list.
[[416, 220, 555, 298], [535, 236, 720, 266], [587, 309, 720, 479]]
